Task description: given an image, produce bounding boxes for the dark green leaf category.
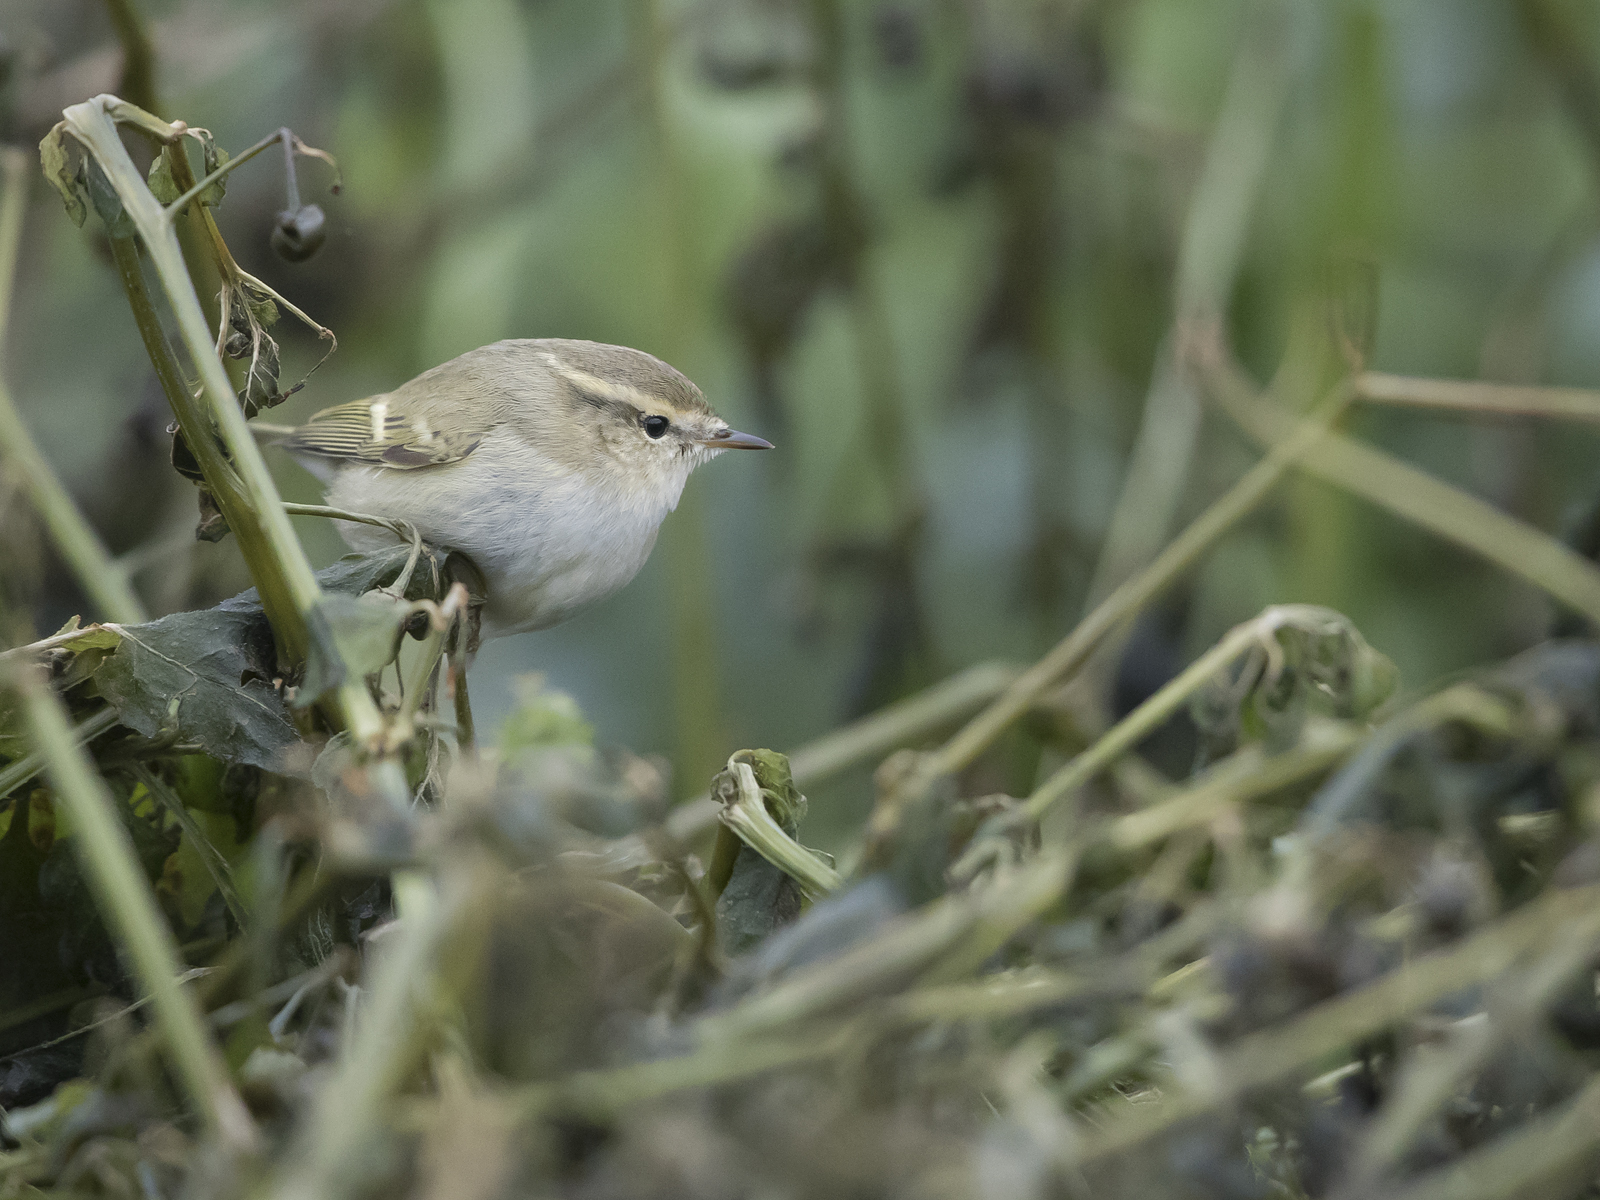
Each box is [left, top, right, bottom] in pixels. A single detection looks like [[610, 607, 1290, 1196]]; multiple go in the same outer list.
[[295, 593, 409, 708], [93, 608, 298, 773], [146, 154, 180, 205], [84, 159, 134, 239]]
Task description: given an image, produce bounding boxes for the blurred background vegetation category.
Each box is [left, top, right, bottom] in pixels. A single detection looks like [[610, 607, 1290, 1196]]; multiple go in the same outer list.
[[7, 0, 1600, 846]]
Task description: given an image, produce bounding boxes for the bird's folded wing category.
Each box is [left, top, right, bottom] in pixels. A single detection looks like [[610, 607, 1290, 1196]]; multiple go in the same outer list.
[[279, 398, 484, 470]]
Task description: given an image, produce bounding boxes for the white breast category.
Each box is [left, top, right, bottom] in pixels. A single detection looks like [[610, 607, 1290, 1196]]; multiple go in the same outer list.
[[324, 429, 691, 635]]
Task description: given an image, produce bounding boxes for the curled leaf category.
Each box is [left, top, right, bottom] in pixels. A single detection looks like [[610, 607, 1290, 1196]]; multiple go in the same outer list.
[[38, 123, 86, 226], [146, 154, 180, 205], [198, 139, 230, 207]]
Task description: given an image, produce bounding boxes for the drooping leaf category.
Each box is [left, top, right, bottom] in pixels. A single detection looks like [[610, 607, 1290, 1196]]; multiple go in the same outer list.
[[146, 153, 180, 205], [295, 592, 409, 707], [220, 544, 438, 615], [1192, 606, 1399, 763], [93, 608, 298, 773], [198, 141, 230, 207], [38, 123, 86, 227]]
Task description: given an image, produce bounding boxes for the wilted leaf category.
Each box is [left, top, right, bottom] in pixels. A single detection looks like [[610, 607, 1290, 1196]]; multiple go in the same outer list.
[[93, 609, 297, 773], [199, 142, 230, 207], [224, 544, 439, 613], [38, 123, 86, 227], [146, 154, 180, 205], [1193, 606, 1398, 762]]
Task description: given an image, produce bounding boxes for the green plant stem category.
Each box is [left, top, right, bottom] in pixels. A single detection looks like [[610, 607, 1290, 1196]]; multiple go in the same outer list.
[[1348, 924, 1600, 1191], [931, 385, 1352, 779], [1358, 370, 1600, 421], [665, 660, 1021, 843], [1211, 361, 1600, 626], [507, 855, 1074, 1120], [164, 127, 287, 218], [0, 705, 121, 799], [0, 147, 147, 626], [283, 502, 423, 593], [267, 869, 481, 1200], [92, 157, 305, 661], [1022, 617, 1272, 821], [9, 663, 255, 1151], [717, 761, 842, 900], [62, 97, 387, 750], [705, 852, 1073, 1041], [0, 373, 148, 626], [516, 1030, 848, 1122]]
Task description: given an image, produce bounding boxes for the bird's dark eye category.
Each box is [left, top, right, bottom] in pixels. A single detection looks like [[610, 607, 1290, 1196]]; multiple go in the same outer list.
[[643, 415, 670, 439]]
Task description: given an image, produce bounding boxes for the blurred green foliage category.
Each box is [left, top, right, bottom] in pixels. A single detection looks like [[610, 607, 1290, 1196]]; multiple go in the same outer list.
[[12, 4, 1600, 1194]]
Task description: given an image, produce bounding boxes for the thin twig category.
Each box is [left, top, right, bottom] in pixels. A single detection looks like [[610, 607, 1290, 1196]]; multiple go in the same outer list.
[[0, 705, 121, 799], [1023, 606, 1369, 822], [162, 127, 337, 222], [1358, 370, 1600, 421], [282, 502, 423, 595]]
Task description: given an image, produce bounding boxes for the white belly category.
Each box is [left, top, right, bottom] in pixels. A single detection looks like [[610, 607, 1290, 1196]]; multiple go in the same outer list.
[[323, 430, 683, 635]]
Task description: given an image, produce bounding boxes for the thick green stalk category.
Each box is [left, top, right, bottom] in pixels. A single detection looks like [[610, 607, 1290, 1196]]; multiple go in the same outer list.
[[61, 97, 387, 749], [0, 147, 146, 626], [10, 663, 255, 1150], [67, 107, 308, 657], [717, 761, 842, 900]]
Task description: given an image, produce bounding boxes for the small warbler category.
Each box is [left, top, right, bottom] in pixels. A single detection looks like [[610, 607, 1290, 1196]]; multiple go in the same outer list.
[[275, 338, 772, 636]]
